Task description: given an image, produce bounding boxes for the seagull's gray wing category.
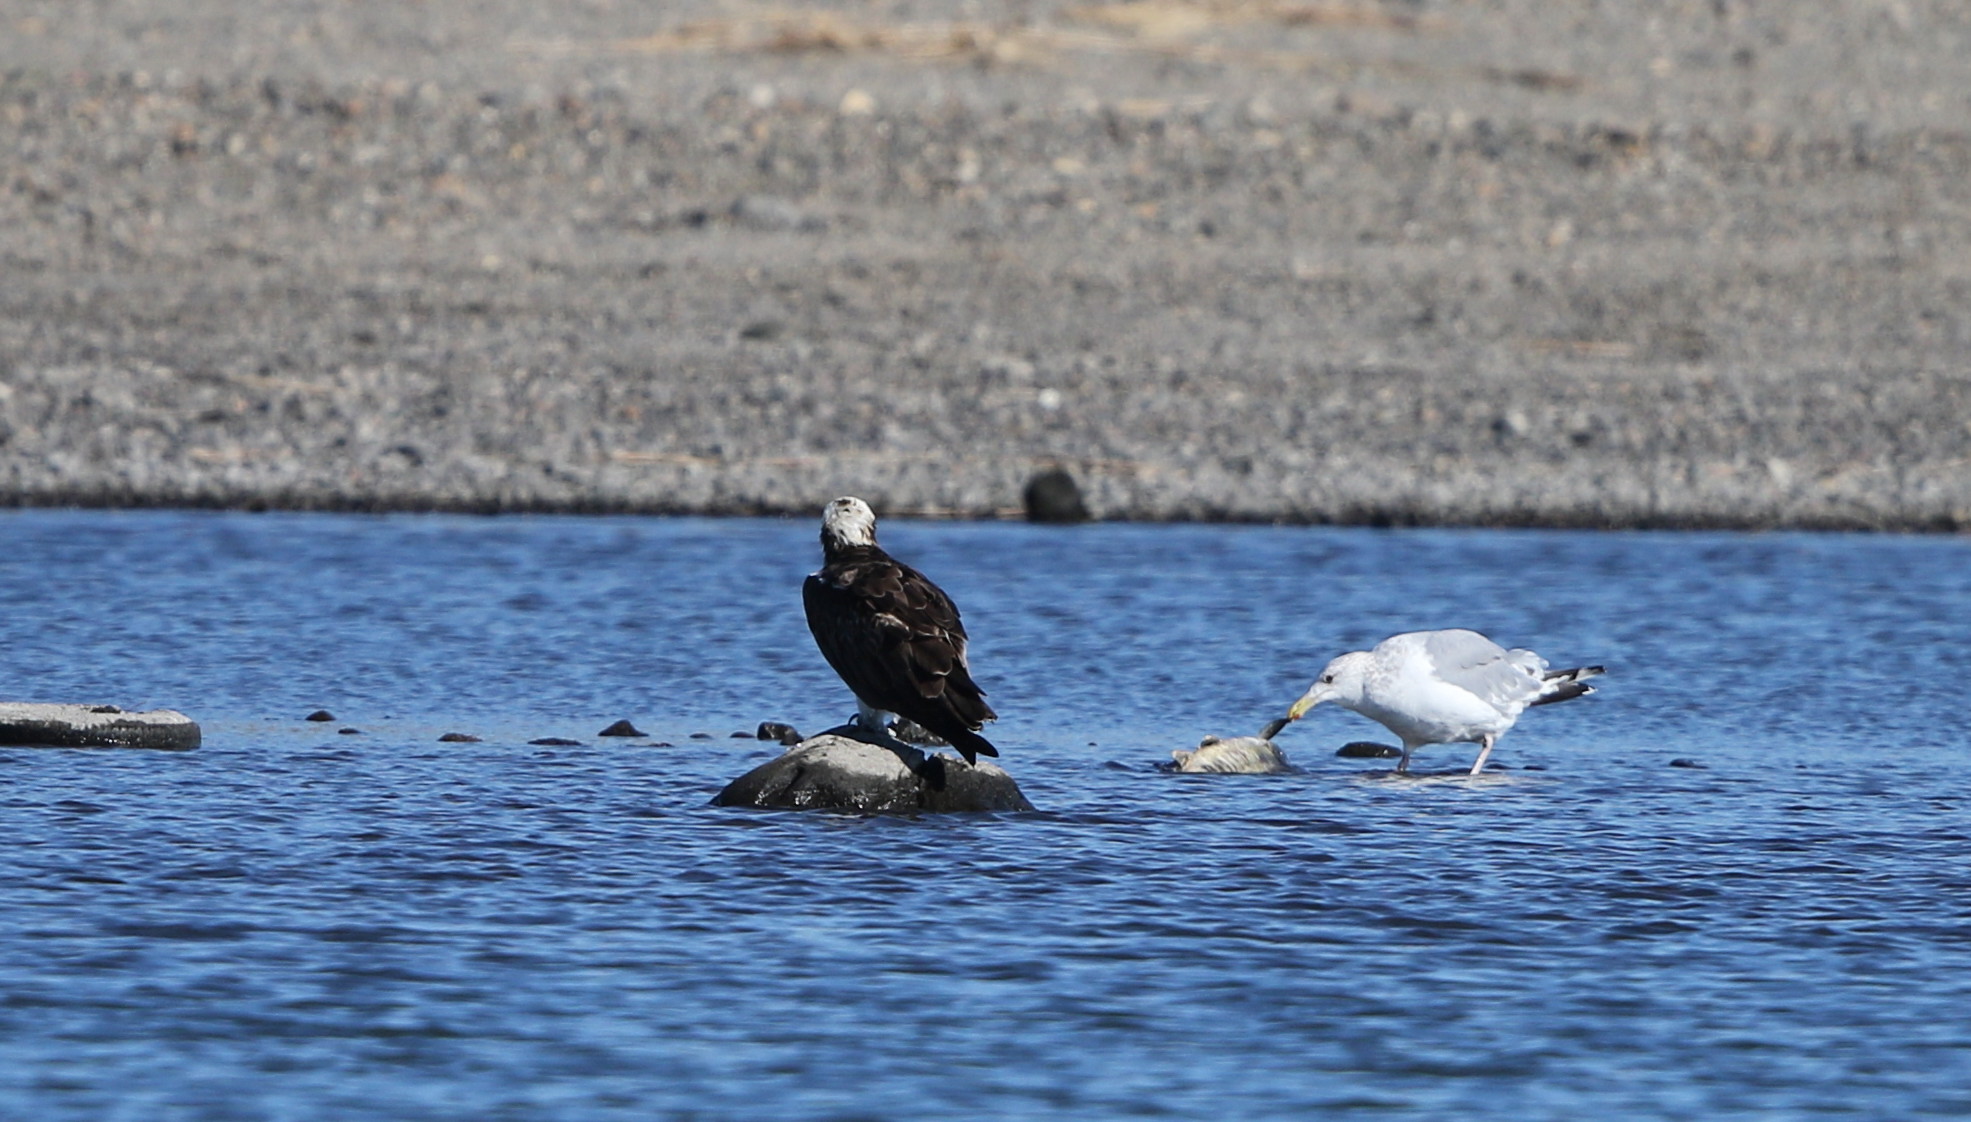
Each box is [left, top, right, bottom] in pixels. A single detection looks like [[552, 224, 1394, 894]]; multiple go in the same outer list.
[[1419, 629, 1546, 711]]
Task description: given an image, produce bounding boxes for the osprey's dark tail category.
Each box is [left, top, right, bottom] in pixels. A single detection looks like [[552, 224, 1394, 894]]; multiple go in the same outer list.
[[944, 726, 999, 766], [1529, 665, 1606, 707], [922, 663, 998, 765]]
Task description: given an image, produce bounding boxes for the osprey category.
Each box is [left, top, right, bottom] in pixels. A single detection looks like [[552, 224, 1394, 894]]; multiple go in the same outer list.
[[1282, 628, 1602, 775], [801, 497, 1000, 765]]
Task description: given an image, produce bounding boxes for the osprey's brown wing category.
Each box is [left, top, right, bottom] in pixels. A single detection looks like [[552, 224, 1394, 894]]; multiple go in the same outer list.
[[803, 551, 998, 762]]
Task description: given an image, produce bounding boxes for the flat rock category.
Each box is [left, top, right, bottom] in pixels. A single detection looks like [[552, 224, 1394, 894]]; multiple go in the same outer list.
[[0, 703, 200, 750], [1168, 735, 1294, 774], [713, 730, 1034, 813]]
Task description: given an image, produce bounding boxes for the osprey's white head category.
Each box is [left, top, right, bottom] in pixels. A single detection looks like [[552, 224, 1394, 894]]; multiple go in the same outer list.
[[820, 496, 879, 553], [1287, 650, 1373, 720]]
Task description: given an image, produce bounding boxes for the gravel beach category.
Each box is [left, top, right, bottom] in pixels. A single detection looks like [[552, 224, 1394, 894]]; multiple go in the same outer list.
[[3, 1, 1967, 528]]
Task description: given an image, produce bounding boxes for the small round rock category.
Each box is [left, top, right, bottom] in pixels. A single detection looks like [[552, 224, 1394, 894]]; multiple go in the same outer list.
[[1023, 468, 1090, 523], [755, 721, 804, 745]]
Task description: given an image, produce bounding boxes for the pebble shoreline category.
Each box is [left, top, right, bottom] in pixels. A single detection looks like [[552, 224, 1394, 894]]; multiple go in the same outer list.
[[2, 3, 1967, 530]]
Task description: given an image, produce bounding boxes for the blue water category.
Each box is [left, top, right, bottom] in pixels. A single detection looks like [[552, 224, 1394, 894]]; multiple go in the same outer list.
[[3, 510, 1969, 1119]]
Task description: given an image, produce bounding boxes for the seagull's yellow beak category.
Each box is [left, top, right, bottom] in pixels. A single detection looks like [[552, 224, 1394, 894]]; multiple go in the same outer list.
[[1287, 692, 1320, 721]]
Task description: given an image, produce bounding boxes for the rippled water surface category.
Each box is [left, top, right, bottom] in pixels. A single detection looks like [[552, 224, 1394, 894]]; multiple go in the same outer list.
[[4, 510, 1970, 1119]]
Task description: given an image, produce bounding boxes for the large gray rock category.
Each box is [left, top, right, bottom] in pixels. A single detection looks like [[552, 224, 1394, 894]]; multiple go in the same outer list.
[[713, 730, 1034, 813], [1167, 735, 1295, 775], [0, 703, 201, 750]]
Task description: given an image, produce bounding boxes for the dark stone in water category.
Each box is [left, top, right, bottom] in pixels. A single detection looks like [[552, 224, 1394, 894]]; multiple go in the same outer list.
[[597, 719, 647, 737], [438, 732, 481, 743], [1337, 741, 1404, 759], [337, 727, 362, 735], [305, 710, 335, 722], [713, 729, 1034, 813], [756, 721, 802, 745], [1023, 467, 1090, 523], [690, 732, 714, 740], [530, 737, 583, 746], [729, 731, 752, 739], [1669, 757, 1706, 769]]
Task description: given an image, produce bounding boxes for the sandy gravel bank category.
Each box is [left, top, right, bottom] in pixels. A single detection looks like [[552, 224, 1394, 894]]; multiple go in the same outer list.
[[2, 2, 1967, 528]]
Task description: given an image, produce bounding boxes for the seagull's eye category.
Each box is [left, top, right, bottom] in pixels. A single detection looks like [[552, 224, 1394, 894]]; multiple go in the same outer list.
[[1321, 673, 1335, 684]]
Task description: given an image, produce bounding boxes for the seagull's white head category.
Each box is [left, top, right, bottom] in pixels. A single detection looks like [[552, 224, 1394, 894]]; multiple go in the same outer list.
[[1288, 650, 1372, 720], [820, 496, 879, 552]]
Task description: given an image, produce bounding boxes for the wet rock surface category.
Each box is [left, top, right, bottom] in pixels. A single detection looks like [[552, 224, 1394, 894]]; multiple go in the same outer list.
[[713, 730, 1035, 813], [1, 4, 1966, 529], [0, 703, 201, 750]]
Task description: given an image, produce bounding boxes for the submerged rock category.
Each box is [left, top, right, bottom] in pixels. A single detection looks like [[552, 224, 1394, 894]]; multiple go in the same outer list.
[[0, 703, 200, 750], [713, 729, 1035, 813], [1167, 735, 1294, 774], [597, 719, 646, 737], [1336, 741, 1404, 759]]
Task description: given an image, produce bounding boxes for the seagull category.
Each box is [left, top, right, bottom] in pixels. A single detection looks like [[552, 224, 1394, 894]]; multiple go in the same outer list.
[[1282, 629, 1602, 775], [801, 496, 1000, 765]]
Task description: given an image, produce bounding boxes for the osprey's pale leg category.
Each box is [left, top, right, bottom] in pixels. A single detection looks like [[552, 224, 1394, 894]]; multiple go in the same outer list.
[[854, 700, 897, 734], [1469, 735, 1497, 776]]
